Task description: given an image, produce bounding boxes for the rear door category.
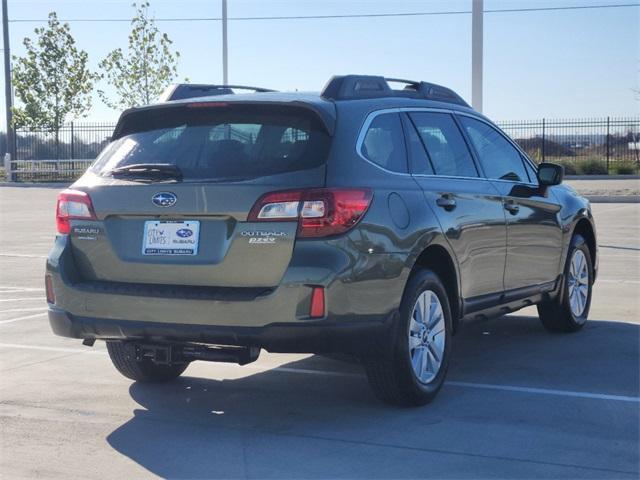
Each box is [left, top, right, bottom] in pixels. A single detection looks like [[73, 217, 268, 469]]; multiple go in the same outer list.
[[69, 103, 332, 288], [404, 111, 507, 301], [457, 114, 563, 291]]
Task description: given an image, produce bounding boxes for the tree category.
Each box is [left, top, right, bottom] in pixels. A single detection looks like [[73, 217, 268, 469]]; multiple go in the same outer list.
[[99, 1, 181, 109], [12, 12, 95, 157]]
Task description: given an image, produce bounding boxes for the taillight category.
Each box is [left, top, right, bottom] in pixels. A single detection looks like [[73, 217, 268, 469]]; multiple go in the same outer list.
[[248, 188, 372, 238], [56, 189, 97, 234]]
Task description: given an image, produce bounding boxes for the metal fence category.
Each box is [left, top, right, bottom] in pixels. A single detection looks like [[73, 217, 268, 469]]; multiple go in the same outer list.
[[3, 117, 639, 182], [498, 117, 639, 175], [15, 122, 114, 162]]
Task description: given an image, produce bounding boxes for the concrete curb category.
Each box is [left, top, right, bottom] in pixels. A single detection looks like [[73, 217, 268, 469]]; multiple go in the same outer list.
[[0, 182, 70, 188], [566, 175, 640, 180], [586, 195, 640, 203]]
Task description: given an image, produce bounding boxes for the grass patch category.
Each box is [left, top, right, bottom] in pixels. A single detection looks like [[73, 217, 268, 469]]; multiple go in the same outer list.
[[611, 161, 639, 175], [577, 158, 608, 175]]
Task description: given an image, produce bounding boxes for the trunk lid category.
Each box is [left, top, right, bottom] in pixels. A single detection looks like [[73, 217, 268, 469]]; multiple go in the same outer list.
[[68, 102, 332, 288]]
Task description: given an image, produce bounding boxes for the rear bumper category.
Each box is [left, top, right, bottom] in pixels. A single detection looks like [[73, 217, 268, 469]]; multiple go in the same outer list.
[[46, 235, 408, 354], [48, 307, 397, 355]]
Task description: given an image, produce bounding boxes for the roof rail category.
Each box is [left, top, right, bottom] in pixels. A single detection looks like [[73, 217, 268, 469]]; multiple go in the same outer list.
[[159, 83, 277, 102], [320, 75, 469, 107]]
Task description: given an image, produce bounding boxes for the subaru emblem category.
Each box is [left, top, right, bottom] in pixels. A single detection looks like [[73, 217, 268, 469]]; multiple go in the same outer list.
[[152, 192, 177, 207], [176, 228, 193, 238]]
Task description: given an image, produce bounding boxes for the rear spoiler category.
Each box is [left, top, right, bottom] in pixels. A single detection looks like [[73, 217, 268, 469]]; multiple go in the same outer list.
[[112, 100, 337, 140], [159, 83, 277, 102]]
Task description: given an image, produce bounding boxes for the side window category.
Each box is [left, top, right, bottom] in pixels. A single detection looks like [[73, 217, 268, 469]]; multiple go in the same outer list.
[[402, 115, 434, 175], [361, 113, 407, 173], [408, 112, 478, 177], [459, 116, 529, 183]]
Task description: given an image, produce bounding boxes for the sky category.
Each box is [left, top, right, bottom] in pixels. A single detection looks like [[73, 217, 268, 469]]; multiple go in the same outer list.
[[1, 0, 638, 129]]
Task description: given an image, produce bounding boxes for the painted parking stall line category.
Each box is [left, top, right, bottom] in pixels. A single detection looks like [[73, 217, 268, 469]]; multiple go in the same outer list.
[[445, 381, 640, 403], [0, 286, 45, 292], [0, 297, 46, 302], [0, 307, 48, 314], [0, 312, 48, 325], [0, 342, 637, 404], [0, 343, 104, 355]]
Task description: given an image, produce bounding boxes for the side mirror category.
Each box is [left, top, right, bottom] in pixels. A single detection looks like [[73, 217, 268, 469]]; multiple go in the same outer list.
[[537, 162, 564, 186]]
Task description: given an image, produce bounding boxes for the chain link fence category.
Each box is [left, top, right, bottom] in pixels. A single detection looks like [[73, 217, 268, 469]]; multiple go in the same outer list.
[[3, 117, 639, 182]]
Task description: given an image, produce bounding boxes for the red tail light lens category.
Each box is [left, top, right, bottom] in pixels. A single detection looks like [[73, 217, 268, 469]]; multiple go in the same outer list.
[[186, 102, 229, 108], [56, 189, 97, 234], [299, 189, 372, 238], [248, 188, 372, 238]]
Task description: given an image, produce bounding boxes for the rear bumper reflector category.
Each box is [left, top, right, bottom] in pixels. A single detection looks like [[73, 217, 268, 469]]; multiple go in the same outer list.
[[310, 286, 325, 318], [45, 275, 55, 304]]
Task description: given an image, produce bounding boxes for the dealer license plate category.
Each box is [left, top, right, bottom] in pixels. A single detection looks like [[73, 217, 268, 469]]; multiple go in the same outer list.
[[142, 220, 200, 255]]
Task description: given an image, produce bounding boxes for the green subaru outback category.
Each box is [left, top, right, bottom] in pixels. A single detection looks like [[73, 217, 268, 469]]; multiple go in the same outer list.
[[47, 75, 597, 405]]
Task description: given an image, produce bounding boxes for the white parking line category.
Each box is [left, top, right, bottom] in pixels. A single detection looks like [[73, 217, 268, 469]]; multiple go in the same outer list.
[[0, 312, 48, 325], [445, 381, 640, 403], [597, 279, 640, 284], [0, 341, 637, 403], [0, 297, 45, 302], [0, 307, 48, 313], [0, 286, 45, 292], [0, 253, 47, 259], [0, 343, 103, 355]]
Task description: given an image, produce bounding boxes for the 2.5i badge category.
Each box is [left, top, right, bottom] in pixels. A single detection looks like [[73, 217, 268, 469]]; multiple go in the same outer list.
[[241, 230, 287, 245]]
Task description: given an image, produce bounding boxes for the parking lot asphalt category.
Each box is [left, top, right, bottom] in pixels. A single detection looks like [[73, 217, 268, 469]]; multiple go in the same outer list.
[[0, 186, 638, 479]]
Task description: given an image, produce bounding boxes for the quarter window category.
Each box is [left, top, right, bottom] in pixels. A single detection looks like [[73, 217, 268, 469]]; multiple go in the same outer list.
[[459, 116, 529, 182], [361, 113, 408, 173], [408, 112, 478, 177]]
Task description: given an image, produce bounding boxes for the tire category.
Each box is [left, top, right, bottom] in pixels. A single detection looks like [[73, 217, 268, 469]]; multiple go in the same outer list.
[[538, 234, 593, 333], [363, 269, 453, 406], [106, 341, 189, 382]]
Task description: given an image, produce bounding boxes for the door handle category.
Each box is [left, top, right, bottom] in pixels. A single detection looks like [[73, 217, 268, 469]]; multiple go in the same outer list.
[[436, 194, 457, 211], [504, 199, 520, 215]]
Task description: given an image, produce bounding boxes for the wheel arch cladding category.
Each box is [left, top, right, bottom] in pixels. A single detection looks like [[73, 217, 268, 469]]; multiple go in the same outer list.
[[572, 218, 596, 273], [411, 245, 460, 330]]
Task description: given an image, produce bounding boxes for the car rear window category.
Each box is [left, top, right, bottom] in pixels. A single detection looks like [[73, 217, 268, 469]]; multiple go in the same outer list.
[[361, 113, 408, 173], [92, 104, 331, 182]]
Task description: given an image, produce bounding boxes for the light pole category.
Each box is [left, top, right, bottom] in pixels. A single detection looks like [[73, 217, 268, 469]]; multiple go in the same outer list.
[[2, 0, 15, 162], [471, 0, 483, 112], [222, 0, 228, 85]]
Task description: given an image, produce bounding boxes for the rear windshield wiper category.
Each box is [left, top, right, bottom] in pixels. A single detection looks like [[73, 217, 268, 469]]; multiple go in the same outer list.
[[107, 163, 183, 182]]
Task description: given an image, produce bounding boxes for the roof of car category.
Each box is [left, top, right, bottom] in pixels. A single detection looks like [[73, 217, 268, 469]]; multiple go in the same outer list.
[[165, 90, 475, 109], [114, 76, 480, 138]]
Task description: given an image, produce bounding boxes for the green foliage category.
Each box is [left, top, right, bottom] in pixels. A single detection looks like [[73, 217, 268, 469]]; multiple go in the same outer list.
[[11, 12, 95, 132], [577, 158, 608, 175], [612, 161, 639, 175], [554, 159, 578, 175], [98, 2, 181, 109]]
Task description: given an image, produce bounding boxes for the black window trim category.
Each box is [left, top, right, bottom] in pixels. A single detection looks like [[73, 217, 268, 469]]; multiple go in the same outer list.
[[404, 111, 482, 179], [400, 112, 436, 175], [356, 107, 492, 182]]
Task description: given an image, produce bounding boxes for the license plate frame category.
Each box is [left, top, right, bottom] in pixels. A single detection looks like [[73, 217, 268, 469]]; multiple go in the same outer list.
[[142, 220, 200, 256]]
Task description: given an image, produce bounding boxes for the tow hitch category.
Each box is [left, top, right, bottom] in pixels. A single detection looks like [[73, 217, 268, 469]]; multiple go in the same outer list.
[[133, 342, 260, 366]]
